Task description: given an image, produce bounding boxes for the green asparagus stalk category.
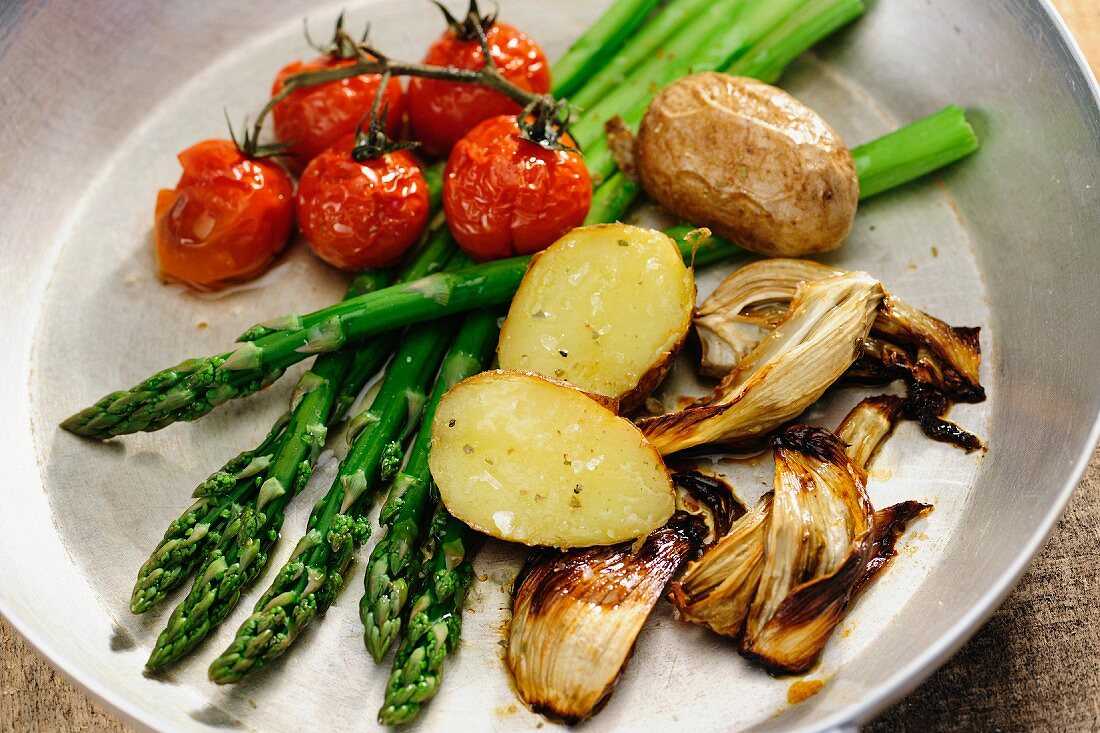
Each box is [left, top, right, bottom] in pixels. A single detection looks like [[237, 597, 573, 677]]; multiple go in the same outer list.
[[129, 413, 291, 612], [129, 268, 392, 615], [146, 352, 351, 668], [60, 252, 523, 440], [852, 105, 979, 199], [377, 513, 483, 725], [724, 0, 865, 83], [551, 0, 662, 97], [570, 0, 801, 150], [361, 308, 499, 662], [568, 0, 717, 110], [205, 318, 460, 683], [141, 242, 457, 668], [206, 296, 461, 683]]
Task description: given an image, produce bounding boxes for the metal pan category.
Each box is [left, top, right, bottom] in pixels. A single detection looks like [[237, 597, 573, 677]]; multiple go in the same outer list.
[[1, 0, 1097, 730]]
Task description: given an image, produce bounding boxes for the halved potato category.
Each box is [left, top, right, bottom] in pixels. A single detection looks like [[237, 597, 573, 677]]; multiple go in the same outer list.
[[497, 223, 695, 413], [429, 370, 675, 548]]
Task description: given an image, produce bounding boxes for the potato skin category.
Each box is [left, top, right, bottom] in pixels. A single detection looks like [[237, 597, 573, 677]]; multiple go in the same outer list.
[[637, 72, 859, 257]]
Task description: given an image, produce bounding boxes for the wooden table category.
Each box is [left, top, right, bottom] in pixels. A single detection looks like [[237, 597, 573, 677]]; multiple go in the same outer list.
[[3, 2, 1099, 731]]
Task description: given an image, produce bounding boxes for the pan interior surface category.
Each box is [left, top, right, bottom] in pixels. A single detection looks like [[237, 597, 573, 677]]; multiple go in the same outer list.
[[1, 1, 1097, 731]]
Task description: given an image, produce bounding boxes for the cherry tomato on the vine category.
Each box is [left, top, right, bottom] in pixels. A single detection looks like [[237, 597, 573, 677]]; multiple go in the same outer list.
[[272, 56, 405, 169], [154, 140, 294, 291], [296, 135, 430, 271], [408, 14, 550, 157], [443, 115, 592, 261]]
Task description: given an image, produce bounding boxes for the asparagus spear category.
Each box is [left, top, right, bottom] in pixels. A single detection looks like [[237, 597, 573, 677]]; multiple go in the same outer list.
[[852, 105, 979, 199], [724, 0, 866, 83], [567, 0, 717, 109], [205, 246, 475, 684], [130, 268, 391, 615], [378, 513, 482, 725], [60, 252, 525, 440], [361, 308, 499, 661], [206, 295, 462, 683], [129, 413, 291, 612], [141, 240, 458, 668], [146, 352, 353, 668], [551, 0, 662, 97]]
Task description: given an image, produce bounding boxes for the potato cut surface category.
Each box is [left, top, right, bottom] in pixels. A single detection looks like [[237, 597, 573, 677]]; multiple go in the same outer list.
[[497, 224, 694, 411], [429, 370, 675, 547]]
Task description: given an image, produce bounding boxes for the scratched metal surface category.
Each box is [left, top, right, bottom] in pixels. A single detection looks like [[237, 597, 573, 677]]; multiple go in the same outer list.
[[0, 0, 1098, 731]]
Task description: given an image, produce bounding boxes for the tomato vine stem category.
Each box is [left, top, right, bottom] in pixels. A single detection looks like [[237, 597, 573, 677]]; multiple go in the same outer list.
[[246, 11, 569, 155]]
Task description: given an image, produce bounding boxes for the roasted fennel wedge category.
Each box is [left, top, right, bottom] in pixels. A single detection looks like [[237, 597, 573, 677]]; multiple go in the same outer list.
[[695, 259, 841, 377], [740, 426, 875, 674], [669, 396, 931, 675], [695, 258, 984, 402], [638, 271, 884, 454], [507, 474, 740, 724]]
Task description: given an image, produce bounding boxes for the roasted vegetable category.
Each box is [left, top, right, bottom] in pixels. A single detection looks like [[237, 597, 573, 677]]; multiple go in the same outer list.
[[508, 513, 703, 724], [639, 271, 883, 454], [507, 472, 740, 723], [695, 259, 840, 376], [669, 395, 928, 666], [695, 258, 984, 403], [668, 492, 772, 637], [835, 394, 904, 467], [636, 72, 859, 257], [430, 370, 675, 547], [739, 426, 874, 674], [497, 224, 695, 413]]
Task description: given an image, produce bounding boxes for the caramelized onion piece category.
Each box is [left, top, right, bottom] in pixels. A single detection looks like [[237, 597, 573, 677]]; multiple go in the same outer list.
[[638, 272, 884, 454], [836, 394, 904, 468], [856, 500, 934, 594], [875, 297, 984, 402]]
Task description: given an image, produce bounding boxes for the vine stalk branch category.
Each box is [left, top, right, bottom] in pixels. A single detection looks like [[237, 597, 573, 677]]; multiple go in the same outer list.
[[248, 23, 559, 154]]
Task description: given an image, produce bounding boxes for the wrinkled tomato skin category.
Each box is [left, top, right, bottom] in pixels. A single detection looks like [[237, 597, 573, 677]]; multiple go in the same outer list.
[[443, 115, 592, 261], [408, 23, 550, 158], [154, 140, 294, 291], [272, 56, 406, 169], [296, 137, 430, 271]]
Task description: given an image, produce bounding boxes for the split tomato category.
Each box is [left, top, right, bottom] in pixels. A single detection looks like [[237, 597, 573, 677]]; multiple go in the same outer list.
[[407, 3, 550, 157], [296, 135, 430, 271], [443, 115, 592, 261], [154, 140, 294, 290], [272, 56, 405, 169]]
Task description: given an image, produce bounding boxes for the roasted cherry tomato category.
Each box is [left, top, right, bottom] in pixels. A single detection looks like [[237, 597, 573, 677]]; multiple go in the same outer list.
[[154, 140, 294, 290], [272, 55, 405, 169], [296, 135, 430, 271], [443, 115, 592, 261], [407, 4, 550, 157]]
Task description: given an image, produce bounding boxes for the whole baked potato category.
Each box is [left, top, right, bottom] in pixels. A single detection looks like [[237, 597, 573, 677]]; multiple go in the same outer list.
[[636, 72, 859, 257]]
